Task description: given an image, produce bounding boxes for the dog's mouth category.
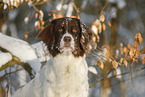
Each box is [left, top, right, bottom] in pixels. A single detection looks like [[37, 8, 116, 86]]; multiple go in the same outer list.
[[59, 43, 74, 53]]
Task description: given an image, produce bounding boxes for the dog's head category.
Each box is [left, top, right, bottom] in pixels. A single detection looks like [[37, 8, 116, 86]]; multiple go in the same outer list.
[[37, 17, 92, 57]]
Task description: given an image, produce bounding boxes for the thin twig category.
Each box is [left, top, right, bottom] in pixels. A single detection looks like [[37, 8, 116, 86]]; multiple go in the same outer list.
[[89, 66, 145, 88]]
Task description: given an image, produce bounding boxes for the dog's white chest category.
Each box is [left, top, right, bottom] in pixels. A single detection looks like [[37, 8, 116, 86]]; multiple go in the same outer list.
[[44, 54, 88, 97]]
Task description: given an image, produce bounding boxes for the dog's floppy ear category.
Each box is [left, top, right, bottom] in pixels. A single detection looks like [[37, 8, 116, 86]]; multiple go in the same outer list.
[[80, 21, 92, 53], [36, 22, 55, 52]]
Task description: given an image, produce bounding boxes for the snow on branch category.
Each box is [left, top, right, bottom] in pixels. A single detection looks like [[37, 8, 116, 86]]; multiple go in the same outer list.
[[0, 33, 41, 72], [0, 52, 12, 69]]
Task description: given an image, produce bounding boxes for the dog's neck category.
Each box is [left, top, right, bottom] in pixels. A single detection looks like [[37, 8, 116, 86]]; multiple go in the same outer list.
[[52, 53, 86, 70]]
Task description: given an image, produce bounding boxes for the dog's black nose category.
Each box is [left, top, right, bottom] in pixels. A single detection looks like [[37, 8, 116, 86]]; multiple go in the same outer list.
[[64, 36, 71, 42]]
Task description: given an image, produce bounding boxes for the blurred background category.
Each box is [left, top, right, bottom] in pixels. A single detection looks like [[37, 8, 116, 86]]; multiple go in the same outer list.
[[0, 0, 145, 97]]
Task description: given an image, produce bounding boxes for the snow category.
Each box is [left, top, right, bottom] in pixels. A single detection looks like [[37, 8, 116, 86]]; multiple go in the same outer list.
[[31, 42, 50, 62], [0, 33, 41, 72], [66, 2, 73, 17], [91, 25, 98, 35], [0, 52, 12, 68], [116, 68, 122, 80], [108, 0, 126, 9], [88, 66, 97, 75]]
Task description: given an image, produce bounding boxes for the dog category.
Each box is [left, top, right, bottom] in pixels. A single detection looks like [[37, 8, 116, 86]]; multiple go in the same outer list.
[[12, 17, 92, 97]]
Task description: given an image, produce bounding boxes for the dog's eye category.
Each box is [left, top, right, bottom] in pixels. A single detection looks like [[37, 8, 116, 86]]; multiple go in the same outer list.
[[72, 29, 77, 33], [58, 28, 63, 33]]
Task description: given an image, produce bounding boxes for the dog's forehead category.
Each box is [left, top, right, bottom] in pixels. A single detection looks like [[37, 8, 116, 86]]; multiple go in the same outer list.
[[54, 17, 80, 26]]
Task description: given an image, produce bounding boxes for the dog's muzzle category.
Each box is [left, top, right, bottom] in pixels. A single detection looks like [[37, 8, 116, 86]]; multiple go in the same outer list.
[[60, 33, 75, 52]]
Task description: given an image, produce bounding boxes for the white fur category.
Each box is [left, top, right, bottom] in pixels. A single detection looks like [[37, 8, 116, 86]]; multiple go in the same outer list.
[[12, 53, 89, 97], [60, 32, 75, 52]]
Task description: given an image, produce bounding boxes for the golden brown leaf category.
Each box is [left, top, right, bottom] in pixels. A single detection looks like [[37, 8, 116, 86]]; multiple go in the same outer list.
[[99, 14, 105, 22], [91, 23, 98, 36], [112, 60, 118, 69], [35, 13, 39, 19], [127, 42, 130, 49], [92, 36, 96, 43], [41, 20, 45, 26], [105, 50, 110, 58], [52, 10, 56, 13], [141, 47, 145, 54], [99, 26, 102, 34], [115, 50, 119, 59], [134, 49, 141, 59], [107, 20, 111, 26], [123, 59, 128, 67], [132, 42, 138, 49], [102, 23, 106, 31], [141, 56, 145, 64], [24, 34, 28, 39], [130, 59, 133, 66], [113, 70, 117, 76], [94, 43, 97, 49], [48, 13, 52, 16], [120, 42, 123, 49], [120, 58, 124, 64], [99, 60, 104, 69], [135, 33, 143, 44], [16, 1, 19, 8], [129, 48, 134, 58], [123, 47, 128, 55], [96, 35, 100, 43]]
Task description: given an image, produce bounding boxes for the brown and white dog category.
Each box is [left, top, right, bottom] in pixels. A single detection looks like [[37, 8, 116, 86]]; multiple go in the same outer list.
[[12, 17, 92, 97]]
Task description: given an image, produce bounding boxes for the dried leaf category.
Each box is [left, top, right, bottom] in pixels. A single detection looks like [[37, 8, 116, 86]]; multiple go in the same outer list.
[[123, 47, 128, 54], [108, 20, 111, 26], [48, 13, 52, 16], [113, 70, 117, 76], [41, 20, 45, 26], [132, 42, 138, 49], [16, 1, 19, 8], [134, 49, 141, 59], [115, 50, 119, 59], [141, 47, 145, 54], [52, 10, 56, 13], [120, 58, 124, 64], [112, 60, 118, 69], [99, 14, 105, 22], [129, 48, 134, 58], [8, 6, 11, 11], [96, 35, 100, 43], [99, 60, 104, 69], [94, 43, 97, 49], [24, 34, 28, 39], [102, 23, 106, 31], [91, 24, 98, 35], [92, 36, 96, 43], [123, 59, 128, 67], [105, 50, 110, 58], [135, 33, 143, 44], [21, 0, 24, 3], [120, 42, 123, 48], [99, 25, 102, 34], [130, 59, 133, 66], [35, 13, 39, 19], [127, 42, 130, 49], [141, 56, 145, 64]]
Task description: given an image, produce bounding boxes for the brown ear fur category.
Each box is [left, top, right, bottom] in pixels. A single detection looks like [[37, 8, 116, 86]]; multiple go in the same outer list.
[[80, 21, 92, 53], [36, 22, 55, 52]]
